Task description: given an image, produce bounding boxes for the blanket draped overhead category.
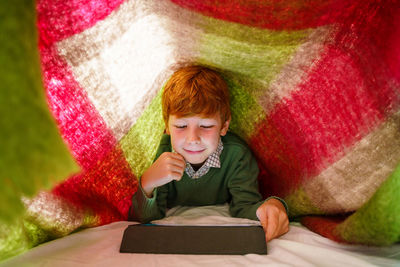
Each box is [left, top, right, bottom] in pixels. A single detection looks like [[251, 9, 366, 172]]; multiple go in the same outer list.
[[1, 0, 399, 260]]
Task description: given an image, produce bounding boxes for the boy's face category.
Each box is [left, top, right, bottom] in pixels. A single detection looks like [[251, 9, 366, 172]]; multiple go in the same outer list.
[[166, 113, 230, 165]]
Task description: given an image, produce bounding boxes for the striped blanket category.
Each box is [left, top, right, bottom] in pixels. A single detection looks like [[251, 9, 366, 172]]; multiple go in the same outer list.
[[1, 0, 399, 260]]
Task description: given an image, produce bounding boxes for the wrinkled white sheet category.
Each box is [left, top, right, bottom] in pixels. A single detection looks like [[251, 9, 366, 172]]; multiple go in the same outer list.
[[2, 205, 399, 267]]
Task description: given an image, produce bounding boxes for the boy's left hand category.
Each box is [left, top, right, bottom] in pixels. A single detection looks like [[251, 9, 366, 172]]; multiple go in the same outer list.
[[256, 198, 289, 242]]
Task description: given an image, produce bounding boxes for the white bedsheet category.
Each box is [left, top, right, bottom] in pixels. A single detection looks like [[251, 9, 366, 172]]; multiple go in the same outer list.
[[2, 205, 399, 267]]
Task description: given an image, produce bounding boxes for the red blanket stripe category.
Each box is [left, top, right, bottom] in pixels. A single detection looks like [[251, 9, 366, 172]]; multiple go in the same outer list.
[[53, 145, 138, 225], [40, 46, 117, 170], [251, 47, 387, 196], [170, 0, 359, 30], [300, 216, 349, 243], [37, 0, 125, 47]]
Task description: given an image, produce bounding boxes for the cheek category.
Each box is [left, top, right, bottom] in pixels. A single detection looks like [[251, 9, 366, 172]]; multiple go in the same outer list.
[[170, 130, 184, 146], [202, 130, 220, 145]]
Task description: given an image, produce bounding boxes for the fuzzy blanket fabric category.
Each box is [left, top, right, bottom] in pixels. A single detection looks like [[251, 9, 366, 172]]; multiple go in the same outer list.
[[1, 0, 399, 261], [0, 0, 78, 260]]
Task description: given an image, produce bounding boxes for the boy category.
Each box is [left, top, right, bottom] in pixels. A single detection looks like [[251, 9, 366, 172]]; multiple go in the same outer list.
[[129, 65, 289, 242]]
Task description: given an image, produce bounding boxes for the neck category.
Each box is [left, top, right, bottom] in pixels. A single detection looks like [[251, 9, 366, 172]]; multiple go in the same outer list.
[[190, 162, 204, 171]]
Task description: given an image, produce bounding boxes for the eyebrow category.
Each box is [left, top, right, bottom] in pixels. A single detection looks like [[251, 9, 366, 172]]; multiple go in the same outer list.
[[174, 117, 218, 122]]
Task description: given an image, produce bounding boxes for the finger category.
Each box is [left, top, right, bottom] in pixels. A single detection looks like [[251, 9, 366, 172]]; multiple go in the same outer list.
[[168, 154, 186, 168], [170, 159, 186, 170], [265, 212, 280, 242], [171, 172, 183, 181], [162, 152, 181, 162], [260, 214, 267, 230], [257, 212, 269, 242], [171, 162, 186, 179], [274, 214, 289, 239], [169, 152, 185, 162], [262, 216, 269, 242], [280, 216, 290, 235], [167, 164, 184, 177]]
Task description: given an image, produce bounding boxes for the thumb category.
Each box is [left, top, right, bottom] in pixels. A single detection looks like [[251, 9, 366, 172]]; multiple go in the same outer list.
[[256, 207, 269, 241]]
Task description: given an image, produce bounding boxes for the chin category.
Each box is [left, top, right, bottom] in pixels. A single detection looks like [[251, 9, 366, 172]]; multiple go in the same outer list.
[[186, 158, 205, 165]]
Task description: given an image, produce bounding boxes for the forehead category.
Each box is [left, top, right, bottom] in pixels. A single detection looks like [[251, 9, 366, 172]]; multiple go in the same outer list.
[[169, 113, 221, 121]]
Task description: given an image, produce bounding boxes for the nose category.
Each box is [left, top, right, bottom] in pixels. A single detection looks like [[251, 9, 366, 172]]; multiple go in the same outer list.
[[186, 127, 201, 144]]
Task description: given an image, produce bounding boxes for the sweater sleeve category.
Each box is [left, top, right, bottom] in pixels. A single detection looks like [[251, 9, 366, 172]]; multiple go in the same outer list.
[[128, 135, 170, 223], [128, 180, 168, 223], [227, 146, 265, 221]]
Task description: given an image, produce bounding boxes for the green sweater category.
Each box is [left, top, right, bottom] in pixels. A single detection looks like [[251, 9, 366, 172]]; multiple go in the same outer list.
[[129, 132, 273, 223]]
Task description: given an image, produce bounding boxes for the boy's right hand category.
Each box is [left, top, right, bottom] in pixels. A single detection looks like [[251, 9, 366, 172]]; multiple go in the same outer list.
[[141, 152, 186, 197]]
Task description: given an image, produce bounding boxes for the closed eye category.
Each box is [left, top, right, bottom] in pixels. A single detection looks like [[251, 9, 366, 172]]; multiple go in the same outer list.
[[201, 125, 215, 129], [174, 125, 187, 129]]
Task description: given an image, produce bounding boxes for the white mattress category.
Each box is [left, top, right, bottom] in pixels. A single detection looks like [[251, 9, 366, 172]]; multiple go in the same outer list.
[[2, 205, 399, 267]]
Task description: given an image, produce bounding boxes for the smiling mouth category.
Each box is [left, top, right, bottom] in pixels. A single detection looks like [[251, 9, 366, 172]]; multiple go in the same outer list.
[[183, 149, 205, 154]]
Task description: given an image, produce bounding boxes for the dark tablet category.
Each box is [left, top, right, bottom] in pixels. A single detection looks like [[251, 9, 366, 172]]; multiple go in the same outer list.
[[120, 224, 267, 255]]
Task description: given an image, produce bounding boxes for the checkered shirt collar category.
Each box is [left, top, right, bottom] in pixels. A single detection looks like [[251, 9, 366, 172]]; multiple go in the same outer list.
[[172, 139, 223, 179]]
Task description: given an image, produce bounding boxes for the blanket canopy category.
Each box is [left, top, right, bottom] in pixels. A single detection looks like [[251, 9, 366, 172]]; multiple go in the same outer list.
[[1, 0, 399, 261]]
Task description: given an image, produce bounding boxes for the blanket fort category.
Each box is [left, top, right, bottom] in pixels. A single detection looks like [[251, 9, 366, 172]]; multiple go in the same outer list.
[[1, 0, 399, 261]]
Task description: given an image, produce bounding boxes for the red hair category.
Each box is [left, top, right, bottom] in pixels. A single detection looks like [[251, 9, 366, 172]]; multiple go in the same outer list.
[[162, 65, 231, 125]]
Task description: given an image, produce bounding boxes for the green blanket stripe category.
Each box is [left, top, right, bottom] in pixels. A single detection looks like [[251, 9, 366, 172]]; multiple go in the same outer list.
[[224, 74, 266, 140], [2, 217, 71, 260], [0, 218, 50, 261], [197, 16, 309, 81], [120, 90, 165, 178], [0, 0, 79, 223], [23, 220, 53, 249], [0, 205, 100, 261], [337, 163, 400, 245], [198, 14, 310, 47], [0, 220, 30, 260], [285, 187, 324, 218]]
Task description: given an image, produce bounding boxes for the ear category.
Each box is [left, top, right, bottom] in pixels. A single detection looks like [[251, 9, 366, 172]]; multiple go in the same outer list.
[[220, 116, 231, 136]]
